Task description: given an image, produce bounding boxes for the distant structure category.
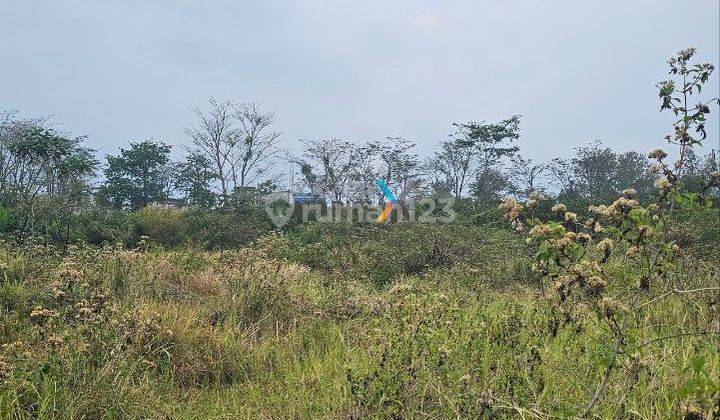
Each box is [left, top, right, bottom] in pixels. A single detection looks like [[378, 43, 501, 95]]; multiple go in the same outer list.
[[293, 192, 324, 204]]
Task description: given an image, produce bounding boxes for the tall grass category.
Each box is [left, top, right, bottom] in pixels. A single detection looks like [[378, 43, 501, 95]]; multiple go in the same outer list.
[[0, 226, 717, 418]]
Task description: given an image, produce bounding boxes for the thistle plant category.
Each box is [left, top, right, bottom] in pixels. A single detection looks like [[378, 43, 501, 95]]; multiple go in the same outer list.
[[500, 48, 719, 415]]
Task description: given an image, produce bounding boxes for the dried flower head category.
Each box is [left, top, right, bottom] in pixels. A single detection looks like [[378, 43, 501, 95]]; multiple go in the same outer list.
[[611, 197, 639, 212], [637, 225, 654, 238], [654, 178, 671, 190], [589, 205, 615, 217], [551, 203, 567, 213], [571, 260, 601, 278], [598, 297, 626, 318], [626, 246, 640, 258], [529, 224, 554, 239], [621, 188, 637, 198], [597, 238, 614, 254], [564, 212, 577, 223], [499, 196, 523, 222], [555, 237, 573, 250], [648, 149, 668, 160], [577, 233, 592, 243], [587, 276, 606, 291]]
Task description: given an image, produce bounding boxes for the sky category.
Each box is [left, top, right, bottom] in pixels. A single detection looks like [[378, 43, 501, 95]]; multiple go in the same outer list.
[[1, 0, 719, 167]]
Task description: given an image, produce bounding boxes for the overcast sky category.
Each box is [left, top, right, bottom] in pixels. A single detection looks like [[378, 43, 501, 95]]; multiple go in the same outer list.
[[2, 1, 719, 165]]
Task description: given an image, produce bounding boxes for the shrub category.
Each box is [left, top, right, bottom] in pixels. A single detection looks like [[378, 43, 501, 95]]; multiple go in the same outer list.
[[498, 47, 719, 415], [135, 206, 188, 247]]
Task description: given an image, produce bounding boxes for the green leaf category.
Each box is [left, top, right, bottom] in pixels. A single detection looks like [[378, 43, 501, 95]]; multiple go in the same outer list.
[[690, 354, 705, 374]]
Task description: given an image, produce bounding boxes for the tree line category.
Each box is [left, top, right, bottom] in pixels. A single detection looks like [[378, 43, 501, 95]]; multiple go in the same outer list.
[[1, 95, 718, 239]]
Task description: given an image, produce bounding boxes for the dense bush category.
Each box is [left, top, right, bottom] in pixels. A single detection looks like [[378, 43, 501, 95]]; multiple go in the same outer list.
[[266, 222, 532, 288], [5, 204, 277, 249]]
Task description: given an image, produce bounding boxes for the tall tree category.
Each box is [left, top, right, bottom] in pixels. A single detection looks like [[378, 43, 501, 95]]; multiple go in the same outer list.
[[680, 149, 720, 197], [176, 151, 217, 207], [467, 115, 521, 202], [571, 142, 619, 202], [230, 102, 280, 189], [549, 143, 658, 203], [547, 157, 577, 198], [187, 99, 280, 203], [427, 136, 478, 199], [470, 167, 513, 204], [0, 111, 97, 239], [98, 140, 172, 210], [0, 111, 96, 207], [428, 116, 521, 199], [347, 143, 380, 204], [293, 139, 355, 203], [368, 137, 420, 203], [186, 98, 235, 199], [615, 150, 655, 199], [509, 155, 545, 199]]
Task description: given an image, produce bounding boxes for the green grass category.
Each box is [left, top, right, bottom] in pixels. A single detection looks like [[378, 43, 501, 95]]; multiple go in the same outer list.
[[0, 226, 718, 418]]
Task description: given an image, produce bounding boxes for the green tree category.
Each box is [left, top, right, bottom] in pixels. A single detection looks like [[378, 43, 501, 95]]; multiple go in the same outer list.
[[465, 116, 521, 205], [571, 142, 620, 202], [427, 135, 477, 199], [615, 150, 655, 200], [0, 112, 96, 207], [176, 151, 217, 207], [0, 111, 97, 239], [98, 140, 173, 210], [428, 116, 521, 200], [551, 143, 656, 204]]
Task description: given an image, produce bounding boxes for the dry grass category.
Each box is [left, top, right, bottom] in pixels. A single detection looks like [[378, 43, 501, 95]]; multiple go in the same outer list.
[[0, 237, 718, 418]]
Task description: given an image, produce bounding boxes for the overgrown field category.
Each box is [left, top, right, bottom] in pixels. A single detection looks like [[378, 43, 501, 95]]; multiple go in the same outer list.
[[0, 221, 718, 419]]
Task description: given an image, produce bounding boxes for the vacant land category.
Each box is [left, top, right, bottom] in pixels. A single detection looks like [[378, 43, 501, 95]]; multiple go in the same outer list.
[[1, 33, 719, 419], [0, 220, 718, 418]]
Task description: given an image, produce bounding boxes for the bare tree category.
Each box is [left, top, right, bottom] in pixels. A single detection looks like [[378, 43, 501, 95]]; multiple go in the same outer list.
[[293, 138, 355, 203], [185, 98, 235, 199], [346, 137, 420, 205], [229, 102, 281, 188], [186, 99, 281, 201], [372, 137, 420, 203], [510, 155, 546, 199], [347, 144, 379, 204], [546, 157, 575, 196], [427, 138, 476, 199]]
